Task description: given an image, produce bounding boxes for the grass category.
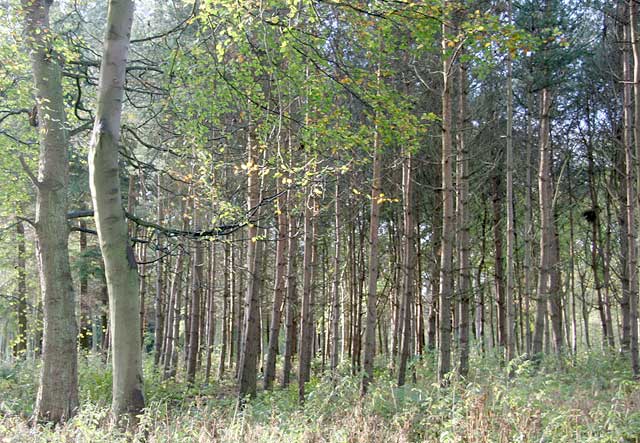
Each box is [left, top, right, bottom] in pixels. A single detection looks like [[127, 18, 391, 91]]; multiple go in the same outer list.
[[0, 349, 639, 442]]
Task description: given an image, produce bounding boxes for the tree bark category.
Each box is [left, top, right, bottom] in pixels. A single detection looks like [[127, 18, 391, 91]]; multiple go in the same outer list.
[[88, 0, 144, 421], [22, 0, 78, 423]]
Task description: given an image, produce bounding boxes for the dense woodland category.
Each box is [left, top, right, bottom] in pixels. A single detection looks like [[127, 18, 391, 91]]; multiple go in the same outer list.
[[1, 0, 640, 441]]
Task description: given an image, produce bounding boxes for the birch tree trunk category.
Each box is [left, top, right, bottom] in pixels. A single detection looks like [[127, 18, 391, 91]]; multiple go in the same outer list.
[[88, 0, 144, 421], [22, 0, 78, 423]]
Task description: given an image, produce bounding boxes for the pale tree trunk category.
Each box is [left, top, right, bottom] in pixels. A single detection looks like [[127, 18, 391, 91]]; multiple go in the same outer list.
[[164, 205, 188, 378], [457, 60, 471, 376], [238, 131, 262, 401], [362, 126, 382, 394], [438, 9, 454, 383], [264, 182, 289, 389], [22, 0, 78, 423], [398, 151, 415, 386], [88, 0, 144, 421], [330, 180, 341, 373], [628, 0, 640, 376]]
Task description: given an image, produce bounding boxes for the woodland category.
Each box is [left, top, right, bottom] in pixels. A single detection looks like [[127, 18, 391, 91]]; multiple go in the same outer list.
[[0, 0, 639, 441]]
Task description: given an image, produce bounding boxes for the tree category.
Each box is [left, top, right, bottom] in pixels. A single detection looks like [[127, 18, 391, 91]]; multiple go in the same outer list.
[[88, 0, 144, 421], [22, 0, 78, 423]]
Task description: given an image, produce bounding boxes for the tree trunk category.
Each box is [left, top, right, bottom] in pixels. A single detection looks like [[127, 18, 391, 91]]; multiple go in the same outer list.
[[505, 0, 516, 363], [282, 210, 298, 388], [264, 183, 289, 389], [438, 11, 454, 382], [362, 129, 382, 394], [23, 0, 78, 423], [330, 180, 341, 374], [186, 236, 204, 384], [88, 0, 144, 421], [154, 176, 164, 366], [218, 242, 231, 379], [628, 0, 640, 376], [238, 131, 262, 401], [457, 60, 471, 376], [532, 87, 554, 359], [14, 221, 28, 356], [298, 184, 317, 402], [398, 151, 415, 386]]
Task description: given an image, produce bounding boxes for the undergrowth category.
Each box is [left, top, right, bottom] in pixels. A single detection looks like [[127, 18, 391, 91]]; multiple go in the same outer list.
[[0, 350, 638, 442]]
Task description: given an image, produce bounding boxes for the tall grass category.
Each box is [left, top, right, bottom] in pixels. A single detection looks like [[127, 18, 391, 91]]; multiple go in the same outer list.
[[0, 349, 638, 442]]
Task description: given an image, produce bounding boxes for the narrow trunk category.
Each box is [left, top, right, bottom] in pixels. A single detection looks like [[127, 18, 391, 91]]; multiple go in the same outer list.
[[330, 181, 341, 373], [532, 87, 554, 358], [264, 183, 289, 389], [438, 11, 454, 382], [362, 131, 382, 394], [238, 132, 262, 401], [398, 152, 415, 386]]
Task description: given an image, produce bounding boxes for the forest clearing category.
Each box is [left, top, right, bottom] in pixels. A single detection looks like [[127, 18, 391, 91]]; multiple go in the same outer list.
[[0, 0, 640, 441]]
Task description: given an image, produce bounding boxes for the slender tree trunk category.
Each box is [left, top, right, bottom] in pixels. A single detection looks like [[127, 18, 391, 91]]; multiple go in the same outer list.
[[532, 87, 554, 358], [264, 183, 289, 389], [218, 242, 230, 379], [186, 236, 204, 384], [438, 9, 454, 382], [628, 0, 640, 376], [362, 128, 382, 394], [524, 91, 534, 355], [398, 151, 415, 386], [154, 176, 164, 366], [492, 174, 507, 352], [23, 0, 78, 423], [88, 0, 144, 420], [282, 211, 298, 388], [238, 131, 262, 401], [14, 221, 28, 356], [457, 60, 471, 376], [298, 184, 317, 402], [330, 180, 341, 373], [505, 0, 516, 362]]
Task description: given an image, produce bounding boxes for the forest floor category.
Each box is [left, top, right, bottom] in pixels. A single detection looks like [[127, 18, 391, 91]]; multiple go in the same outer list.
[[0, 350, 639, 442]]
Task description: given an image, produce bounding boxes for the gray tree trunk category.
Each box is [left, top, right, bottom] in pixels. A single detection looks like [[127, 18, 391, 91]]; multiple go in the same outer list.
[[22, 0, 78, 423], [88, 0, 144, 421]]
